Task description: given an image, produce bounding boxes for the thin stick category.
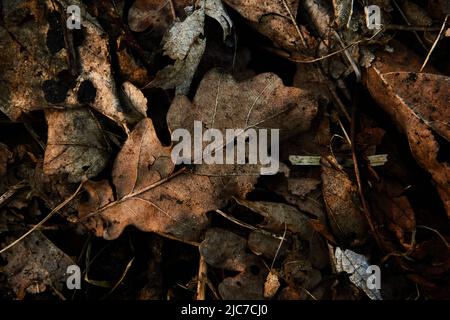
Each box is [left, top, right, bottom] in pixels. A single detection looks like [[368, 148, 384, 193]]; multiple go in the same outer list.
[[168, 0, 177, 21], [392, 0, 428, 51], [419, 15, 449, 72], [280, 0, 306, 47], [215, 209, 285, 240], [196, 254, 208, 300], [0, 181, 84, 254], [270, 223, 287, 270], [0, 180, 27, 208]]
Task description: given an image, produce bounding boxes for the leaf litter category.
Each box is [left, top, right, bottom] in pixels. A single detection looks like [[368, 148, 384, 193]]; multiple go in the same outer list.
[[0, 0, 449, 300]]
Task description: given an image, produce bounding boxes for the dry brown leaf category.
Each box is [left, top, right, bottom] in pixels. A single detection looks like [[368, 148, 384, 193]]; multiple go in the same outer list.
[[168, 69, 318, 176], [0, 0, 68, 120], [287, 178, 321, 198], [235, 199, 314, 240], [365, 41, 450, 216], [283, 256, 322, 291], [0, 231, 74, 299], [79, 118, 219, 241], [248, 230, 288, 260], [43, 108, 109, 183], [121, 81, 148, 123], [146, 1, 232, 94], [200, 228, 265, 299], [128, 0, 191, 33], [264, 270, 280, 299], [321, 156, 368, 243], [199, 228, 249, 272], [223, 0, 310, 52]]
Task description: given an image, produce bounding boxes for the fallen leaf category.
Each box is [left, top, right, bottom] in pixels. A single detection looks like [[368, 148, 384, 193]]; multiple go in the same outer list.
[[321, 156, 368, 244], [235, 199, 314, 240], [200, 228, 265, 299], [79, 118, 219, 241], [0, 0, 69, 120], [223, 0, 309, 52], [287, 178, 321, 198], [264, 270, 280, 299], [147, 0, 233, 94], [121, 81, 148, 123], [365, 41, 450, 216], [167, 68, 318, 175], [43, 108, 110, 183], [146, 4, 206, 94], [0, 231, 74, 299], [248, 230, 288, 260], [334, 247, 382, 300], [283, 256, 322, 291]]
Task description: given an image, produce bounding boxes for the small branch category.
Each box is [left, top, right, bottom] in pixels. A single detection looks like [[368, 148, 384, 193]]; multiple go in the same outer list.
[[419, 15, 449, 72]]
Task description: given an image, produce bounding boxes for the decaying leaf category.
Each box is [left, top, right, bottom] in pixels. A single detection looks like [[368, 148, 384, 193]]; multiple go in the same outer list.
[[0, 0, 69, 120], [147, 0, 233, 94], [0, 231, 74, 299], [128, 0, 191, 33], [223, 0, 309, 52], [43, 108, 109, 183], [235, 199, 314, 240], [121, 81, 148, 123], [365, 41, 450, 216], [283, 256, 322, 291], [321, 156, 368, 243], [167, 69, 318, 175], [79, 118, 220, 241], [287, 178, 321, 198], [200, 228, 265, 299], [334, 247, 382, 300], [264, 270, 281, 299]]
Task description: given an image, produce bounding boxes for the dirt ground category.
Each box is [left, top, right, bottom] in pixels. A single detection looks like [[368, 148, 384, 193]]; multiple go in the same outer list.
[[0, 0, 449, 300]]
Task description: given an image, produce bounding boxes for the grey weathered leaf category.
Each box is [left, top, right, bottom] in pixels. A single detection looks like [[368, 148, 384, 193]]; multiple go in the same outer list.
[[334, 247, 382, 300]]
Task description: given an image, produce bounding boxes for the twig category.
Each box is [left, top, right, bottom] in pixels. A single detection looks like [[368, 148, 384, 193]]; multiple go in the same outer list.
[[0, 180, 27, 208], [0, 180, 84, 254], [215, 209, 285, 241], [280, 0, 306, 47], [168, 0, 176, 21], [417, 225, 450, 248], [196, 254, 208, 300], [392, 0, 428, 51], [270, 223, 287, 270], [419, 15, 449, 72]]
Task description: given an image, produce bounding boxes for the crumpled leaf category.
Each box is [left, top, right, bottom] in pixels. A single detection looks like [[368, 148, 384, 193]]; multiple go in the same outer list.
[[0, 231, 75, 299], [199, 228, 265, 299], [168, 69, 318, 175], [283, 257, 322, 291], [43, 108, 109, 183], [334, 247, 382, 300], [321, 156, 368, 243], [235, 199, 314, 240], [147, 0, 232, 94], [264, 270, 281, 299], [79, 118, 220, 241], [365, 41, 450, 216]]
